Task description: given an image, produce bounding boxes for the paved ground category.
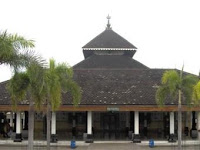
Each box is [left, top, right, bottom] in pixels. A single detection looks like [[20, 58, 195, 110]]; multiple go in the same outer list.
[[1, 143, 200, 150]]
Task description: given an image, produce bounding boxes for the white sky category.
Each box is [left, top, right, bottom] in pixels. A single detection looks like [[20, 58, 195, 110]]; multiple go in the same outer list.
[[1, 0, 200, 82]]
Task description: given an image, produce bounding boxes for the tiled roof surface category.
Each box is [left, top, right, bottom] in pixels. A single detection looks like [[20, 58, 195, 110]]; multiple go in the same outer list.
[[82, 29, 137, 49], [73, 55, 149, 69], [63, 69, 182, 105], [0, 69, 190, 106]]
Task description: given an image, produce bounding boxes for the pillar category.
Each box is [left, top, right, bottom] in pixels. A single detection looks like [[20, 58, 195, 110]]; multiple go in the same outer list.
[[14, 112, 22, 142], [51, 112, 57, 143], [85, 111, 93, 143], [87, 111, 92, 134], [168, 112, 176, 142], [133, 111, 141, 143]]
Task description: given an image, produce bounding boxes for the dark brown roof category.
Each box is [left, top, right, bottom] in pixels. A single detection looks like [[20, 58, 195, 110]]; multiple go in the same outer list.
[[63, 69, 181, 105], [82, 29, 137, 49], [73, 55, 149, 69], [0, 69, 191, 106]]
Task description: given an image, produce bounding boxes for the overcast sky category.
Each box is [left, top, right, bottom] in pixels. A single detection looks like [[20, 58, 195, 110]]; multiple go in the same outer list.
[[1, 0, 200, 82]]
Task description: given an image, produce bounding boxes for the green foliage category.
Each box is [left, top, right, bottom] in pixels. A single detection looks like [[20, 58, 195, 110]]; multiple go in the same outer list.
[[44, 59, 81, 111], [193, 81, 200, 105], [65, 80, 81, 107], [161, 70, 180, 97], [7, 72, 30, 108], [7, 62, 46, 111], [0, 30, 36, 70], [27, 63, 46, 110], [182, 75, 199, 106], [156, 70, 198, 106], [156, 86, 169, 106], [8, 58, 81, 112]]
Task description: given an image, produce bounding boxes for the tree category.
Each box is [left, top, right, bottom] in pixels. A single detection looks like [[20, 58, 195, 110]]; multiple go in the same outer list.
[[43, 59, 81, 150], [156, 69, 198, 150], [8, 62, 45, 150], [1, 30, 44, 150], [0, 30, 35, 70]]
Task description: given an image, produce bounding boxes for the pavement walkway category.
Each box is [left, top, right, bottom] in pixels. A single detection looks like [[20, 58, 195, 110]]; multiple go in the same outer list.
[[0, 140, 200, 150]]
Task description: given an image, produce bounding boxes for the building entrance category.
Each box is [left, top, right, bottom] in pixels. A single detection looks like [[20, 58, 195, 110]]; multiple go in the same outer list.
[[102, 112, 120, 139]]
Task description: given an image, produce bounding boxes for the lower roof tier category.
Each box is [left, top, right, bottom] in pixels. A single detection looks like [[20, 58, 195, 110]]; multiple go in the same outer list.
[[0, 69, 187, 106], [73, 55, 149, 69]]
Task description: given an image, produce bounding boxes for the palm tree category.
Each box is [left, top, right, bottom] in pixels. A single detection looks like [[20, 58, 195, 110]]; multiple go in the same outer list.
[[43, 59, 81, 150], [1, 30, 45, 150], [156, 68, 198, 150], [8, 62, 45, 150], [0, 30, 35, 70]]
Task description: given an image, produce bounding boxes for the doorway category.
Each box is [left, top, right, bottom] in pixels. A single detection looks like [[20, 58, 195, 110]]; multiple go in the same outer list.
[[102, 112, 120, 139]]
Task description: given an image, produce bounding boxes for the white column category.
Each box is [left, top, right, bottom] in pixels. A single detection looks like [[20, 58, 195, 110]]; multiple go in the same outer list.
[[126, 112, 130, 128], [51, 112, 56, 135], [134, 111, 139, 134], [170, 112, 174, 134], [10, 112, 13, 128], [16, 112, 21, 134], [87, 111, 92, 134]]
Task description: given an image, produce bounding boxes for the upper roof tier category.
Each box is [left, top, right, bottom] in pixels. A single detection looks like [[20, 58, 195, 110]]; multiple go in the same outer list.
[[82, 29, 137, 50], [82, 16, 137, 50]]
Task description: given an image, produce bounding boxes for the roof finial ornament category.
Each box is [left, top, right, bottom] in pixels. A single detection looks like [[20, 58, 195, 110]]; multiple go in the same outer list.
[[106, 15, 112, 30]]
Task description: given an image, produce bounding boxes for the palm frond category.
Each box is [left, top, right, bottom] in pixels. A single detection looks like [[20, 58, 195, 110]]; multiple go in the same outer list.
[[156, 86, 170, 106], [182, 86, 194, 106], [181, 75, 198, 105], [182, 75, 198, 89], [7, 72, 30, 108], [50, 82, 61, 111], [27, 62, 46, 110], [67, 80, 81, 107], [56, 63, 73, 79], [161, 70, 180, 96], [10, 34, 35, 50], [193, 81, 200, 104], [0, 30, 39, 70], [43, 59, 82, 110]]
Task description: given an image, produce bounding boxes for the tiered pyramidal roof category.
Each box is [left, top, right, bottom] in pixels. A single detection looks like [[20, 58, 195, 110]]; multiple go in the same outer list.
[[74, 15, 148, 69], [0, 16, 184, 106]]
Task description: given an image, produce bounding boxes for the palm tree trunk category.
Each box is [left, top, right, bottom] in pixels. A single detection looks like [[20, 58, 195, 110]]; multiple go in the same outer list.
[[178, 90, 182, 150], [28, 99, 34, 150], [46, 101, 51, 150]]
